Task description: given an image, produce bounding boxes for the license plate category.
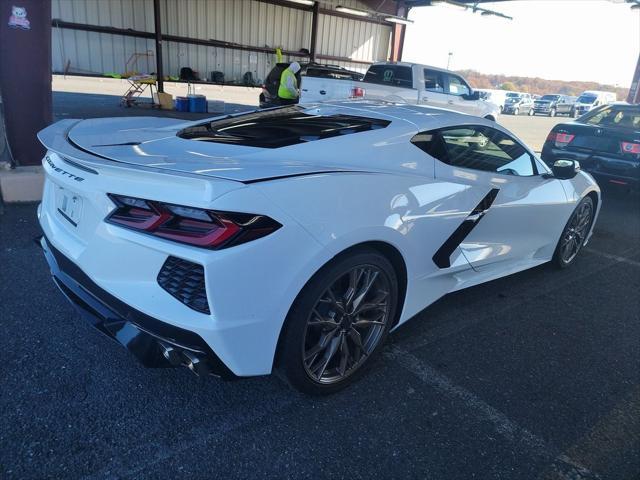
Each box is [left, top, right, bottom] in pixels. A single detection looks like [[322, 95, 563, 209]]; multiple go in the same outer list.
[[57, 188, 83, 227]]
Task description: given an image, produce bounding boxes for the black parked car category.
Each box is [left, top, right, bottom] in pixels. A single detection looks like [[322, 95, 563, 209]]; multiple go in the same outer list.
[[541, 103, 640, 188], [533, 94, 577, 117], [258, 63, 362, 108]]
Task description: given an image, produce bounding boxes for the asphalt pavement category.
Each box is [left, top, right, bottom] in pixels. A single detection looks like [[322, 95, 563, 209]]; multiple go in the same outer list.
[[1, 182, 639, 479]]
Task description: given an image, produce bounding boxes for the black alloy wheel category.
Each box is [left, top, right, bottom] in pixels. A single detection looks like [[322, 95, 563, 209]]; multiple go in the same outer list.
[[277, 248, 398, 395], [553, 196, 594, 268]]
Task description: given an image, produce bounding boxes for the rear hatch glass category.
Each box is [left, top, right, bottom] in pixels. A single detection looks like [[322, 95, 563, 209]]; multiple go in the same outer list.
[[177, 106, 390, 148]]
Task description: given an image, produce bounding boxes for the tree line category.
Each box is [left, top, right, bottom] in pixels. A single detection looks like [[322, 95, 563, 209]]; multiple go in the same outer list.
[[460, 69, 627, 98]]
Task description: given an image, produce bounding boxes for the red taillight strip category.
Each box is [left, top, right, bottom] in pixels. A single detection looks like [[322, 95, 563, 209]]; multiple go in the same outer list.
[[106, 194, 281, 249], [547, 131, 574, 148], [621, 141, 640, 155]]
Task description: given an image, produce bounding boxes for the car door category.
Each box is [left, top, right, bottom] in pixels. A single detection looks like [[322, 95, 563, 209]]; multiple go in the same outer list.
[[521, 94, 533, 114], [426, 125, 572, 271], [419, 68, 451, 110], [444, 73, 478, 115], [556, 96, 568, 115]]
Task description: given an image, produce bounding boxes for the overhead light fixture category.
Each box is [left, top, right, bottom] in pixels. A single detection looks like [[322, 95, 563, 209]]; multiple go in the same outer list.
[[385, 16, 413, 25], [284, 0, 315, 5], [336, 6, 370, 17]]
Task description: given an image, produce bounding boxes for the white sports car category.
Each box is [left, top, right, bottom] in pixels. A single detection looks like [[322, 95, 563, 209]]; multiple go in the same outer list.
[[37, 102, 600, 394]]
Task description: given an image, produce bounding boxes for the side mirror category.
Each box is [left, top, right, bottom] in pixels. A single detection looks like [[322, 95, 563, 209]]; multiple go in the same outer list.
[[551, 159, 580, 180], [463, 91, 480, 101]]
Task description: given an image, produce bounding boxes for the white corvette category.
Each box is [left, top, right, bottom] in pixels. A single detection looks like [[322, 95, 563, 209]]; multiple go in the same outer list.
[[37, 102, 600, 394]]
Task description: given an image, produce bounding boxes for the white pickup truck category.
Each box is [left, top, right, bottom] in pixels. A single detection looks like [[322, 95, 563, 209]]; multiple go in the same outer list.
[[357, 62, 499, 120], [260, 61, 499, 121]]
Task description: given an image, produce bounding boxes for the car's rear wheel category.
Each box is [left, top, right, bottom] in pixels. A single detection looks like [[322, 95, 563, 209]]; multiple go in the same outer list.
[[553, 196, 594, 268], [277, 249, 398, 395]]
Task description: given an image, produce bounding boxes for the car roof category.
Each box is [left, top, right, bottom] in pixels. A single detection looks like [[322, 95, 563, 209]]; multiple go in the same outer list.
[[298, 100, 495, 132]]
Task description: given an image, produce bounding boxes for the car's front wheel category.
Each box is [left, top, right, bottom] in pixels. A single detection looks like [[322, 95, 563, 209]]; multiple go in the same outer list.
[[553, 196, 594, 268], [277, 248, 398, 395]]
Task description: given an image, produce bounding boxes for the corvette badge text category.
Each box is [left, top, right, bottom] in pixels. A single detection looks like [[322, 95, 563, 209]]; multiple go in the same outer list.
[[46, 156, 85, 182]]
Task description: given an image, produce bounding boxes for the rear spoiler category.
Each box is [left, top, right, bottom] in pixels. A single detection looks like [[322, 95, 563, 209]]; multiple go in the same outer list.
[[38, 119, 132, 170]]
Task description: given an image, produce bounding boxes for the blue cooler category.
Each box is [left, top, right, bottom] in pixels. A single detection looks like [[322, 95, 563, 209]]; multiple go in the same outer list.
[[188, 95, 207, 113], [174, 96, 189, 112]]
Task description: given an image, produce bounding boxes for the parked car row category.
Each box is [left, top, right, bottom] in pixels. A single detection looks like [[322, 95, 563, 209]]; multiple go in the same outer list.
[[260, 62, 619, 126], [479, 89, 617, 118], [260, 61, 500, 121]]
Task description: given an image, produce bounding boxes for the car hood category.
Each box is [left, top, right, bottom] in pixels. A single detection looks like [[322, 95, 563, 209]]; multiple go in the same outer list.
[[65, 116, 369, 182]]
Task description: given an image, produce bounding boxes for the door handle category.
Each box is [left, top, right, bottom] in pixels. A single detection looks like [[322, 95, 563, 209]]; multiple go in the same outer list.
[[448, 100, 454, 105], [319, 90, 326, 95]]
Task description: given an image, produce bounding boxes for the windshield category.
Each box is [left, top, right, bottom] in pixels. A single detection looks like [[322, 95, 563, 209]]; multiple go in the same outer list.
[[577, 94, 597, 104], [541, 95, 560, 101], [506, 93, 520, 98]]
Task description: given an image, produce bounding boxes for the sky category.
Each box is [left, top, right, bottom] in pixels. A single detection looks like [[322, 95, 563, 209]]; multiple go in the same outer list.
[[402, 0, 640, 87]]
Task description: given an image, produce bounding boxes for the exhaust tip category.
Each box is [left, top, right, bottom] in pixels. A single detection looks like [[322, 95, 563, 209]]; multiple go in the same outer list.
[[183, 350, 213, 376], [160, 342, 184, 366]]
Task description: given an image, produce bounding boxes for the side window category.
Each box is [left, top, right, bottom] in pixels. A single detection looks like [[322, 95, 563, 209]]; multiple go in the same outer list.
[[412, 126, 536, 176], [447, 75, 470, 96], [363, 65, 412, 88], [424, 69, 444, 93]]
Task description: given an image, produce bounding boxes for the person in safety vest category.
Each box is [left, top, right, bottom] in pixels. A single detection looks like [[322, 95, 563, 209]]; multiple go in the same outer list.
[[278, 62, 301, 105]]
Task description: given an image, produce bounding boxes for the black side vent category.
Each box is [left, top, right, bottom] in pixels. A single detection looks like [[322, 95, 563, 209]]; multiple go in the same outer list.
[[432, 188, 500, 269], [157, 257, 210, 314]]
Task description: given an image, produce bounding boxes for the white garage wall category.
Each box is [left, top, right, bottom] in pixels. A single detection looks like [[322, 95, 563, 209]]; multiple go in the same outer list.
[[52, 0, 392, 82]]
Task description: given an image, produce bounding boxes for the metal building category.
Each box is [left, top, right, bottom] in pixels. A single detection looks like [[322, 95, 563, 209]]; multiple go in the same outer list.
[[51, 0, 400, 83]]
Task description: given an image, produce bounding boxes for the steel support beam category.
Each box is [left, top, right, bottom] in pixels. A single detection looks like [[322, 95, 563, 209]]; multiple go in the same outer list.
[[310, 1, 320, 62], [153, 0, 164, 93], [0, 0, 52, 166], [389, 1, 407, 62]]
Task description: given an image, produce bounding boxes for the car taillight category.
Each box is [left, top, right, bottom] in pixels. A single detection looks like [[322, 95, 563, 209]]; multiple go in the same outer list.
[[350, 86, 365, 98], [621, 141, 640, 155], [547, 131, 574, 148], [106, 194, 281, 249]]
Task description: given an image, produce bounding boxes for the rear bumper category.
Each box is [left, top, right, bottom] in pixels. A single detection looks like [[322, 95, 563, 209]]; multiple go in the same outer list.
[[40, 234, 237, 379], [541, 146, 640, 187]]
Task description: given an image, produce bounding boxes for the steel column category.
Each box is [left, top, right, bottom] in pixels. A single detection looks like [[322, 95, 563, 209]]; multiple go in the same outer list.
[[389, 2, 407, 62], [310, 1, 319, 62], [153, 0, 164, 93], [0, 0, 52, 166]]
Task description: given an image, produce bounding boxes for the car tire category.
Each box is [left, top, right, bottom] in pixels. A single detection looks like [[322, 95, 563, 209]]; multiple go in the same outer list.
[[552, 196, 594, 269], [277, 248, 399, 395], [514, 107, 519, 115], [549, 108, 556, 117], [528, 108, 534, 116]]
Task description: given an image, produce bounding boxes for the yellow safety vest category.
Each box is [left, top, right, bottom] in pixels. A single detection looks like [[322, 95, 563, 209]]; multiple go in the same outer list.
[[278, 69, 298, 100]]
